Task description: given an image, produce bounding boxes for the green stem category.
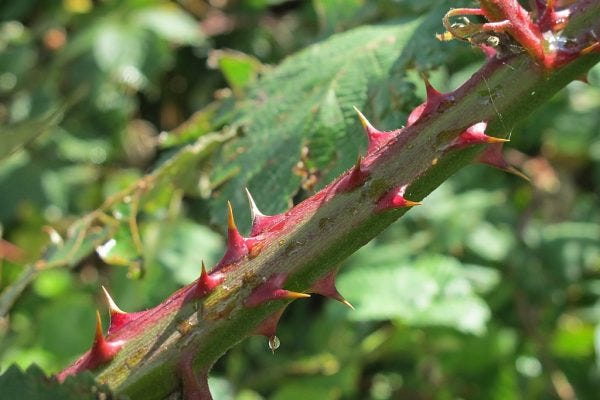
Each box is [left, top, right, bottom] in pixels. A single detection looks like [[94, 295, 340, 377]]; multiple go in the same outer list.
[[59, 1, 600, 398], [99, 47, 599, 400]]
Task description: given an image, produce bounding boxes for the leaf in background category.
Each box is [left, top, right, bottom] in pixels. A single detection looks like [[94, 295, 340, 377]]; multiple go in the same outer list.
[[206, 376, 235, 400], [208, 1, 468, 231], [158, 102, 223, 149], [0, 365, 115, 400], [409, 184, 506, 253], [93, 22, 148, 89], [466, 222, 514, 262], [133, 4, 205, 46], [0, 106, 64, 161], [211, 50, 264, 95], [338, 255, 497, 335], [551, 316, 595, 359], [95, 223, 142, 271], [271, 365, 358, 400], [535, 222, 600, 281], [312, 0, 364, 35], [209, 20, 422, 230], [156, 219, 224, 286], [44, 218, 115, 268]]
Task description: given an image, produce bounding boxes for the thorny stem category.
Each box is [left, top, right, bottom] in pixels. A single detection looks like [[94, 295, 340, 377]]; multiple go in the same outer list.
[[22, 0, 600, 398], [110, 48, 597, 400]]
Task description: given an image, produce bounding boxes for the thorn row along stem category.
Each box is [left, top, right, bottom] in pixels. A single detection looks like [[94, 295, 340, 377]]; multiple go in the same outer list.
[[57, 1, 600, 398]]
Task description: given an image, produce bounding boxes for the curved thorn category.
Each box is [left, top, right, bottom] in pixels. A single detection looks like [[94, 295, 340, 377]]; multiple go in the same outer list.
[[195, 261, 224, 298], [254, 307, 286, 345], [227, 201, 237, 232], [353, 106, 375, 133], [310, 269, 355, 310], [353, 106, 392, 153], [285, 291, 311, 300], [376, 186, 422, 211], [476, 144, 530, 182], [94, 310, 105, 342], [101, 285, 125, 315], [215, 201, 249, 269], [87, 310, 123, 370], [446, 122, 509, 150], [245, 273, 311, 307], [244, 187, 265, 222], [407, 76, 444, 126]]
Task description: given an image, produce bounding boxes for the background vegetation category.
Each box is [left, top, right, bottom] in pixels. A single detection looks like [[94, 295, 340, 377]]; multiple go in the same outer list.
[[1, 0, 599, 398]]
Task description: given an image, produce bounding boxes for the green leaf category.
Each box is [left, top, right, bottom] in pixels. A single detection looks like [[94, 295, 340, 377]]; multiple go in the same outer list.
[[214, 50, 263, 94], [0, 365, 116, 400], [93, 23, 145, 72], [537, 222, 600, 281], [551, 316, 596, 358], [338, 255, 495, 334], [32, 269, 72, 299], [0, 106, 64, 161], [207, 376, 235, 399], [210, 19, 423, 229], [96, 223, 142, 269], [208, 2, 471, 230], [270, 364, 358, 400], [312, 0, 364, 34], [134, 5, 205, 46], [44, 218, 115, 268], [156, 219, 224, 285], [159, 102, 224, 149], [466, 222, 514, 262]]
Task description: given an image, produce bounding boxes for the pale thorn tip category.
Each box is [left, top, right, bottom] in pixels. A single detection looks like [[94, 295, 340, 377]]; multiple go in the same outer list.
[[101, 285, 125, 315], [487, 136, 510, 144], [286, 291, 311, 300], [353, 106, 374, 132], [404, 200, 422, 207], [341, 299, 355, 310], [504, 166, 531, 182], [244, 187, 265, 221], [354, 155, 362, 168], [95, 310, 104, 339], [227, 201, 237, 231]]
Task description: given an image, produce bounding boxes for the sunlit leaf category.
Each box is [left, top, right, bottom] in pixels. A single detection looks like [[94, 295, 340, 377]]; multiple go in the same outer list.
[[210, 19, 424, 230], [339, 255, 495, 335], [213, 50, 263, 94], [134, 5, 205, 46]]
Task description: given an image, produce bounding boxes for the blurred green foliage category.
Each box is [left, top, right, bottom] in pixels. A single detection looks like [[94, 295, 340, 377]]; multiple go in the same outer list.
[[0, 0, 599, 399]]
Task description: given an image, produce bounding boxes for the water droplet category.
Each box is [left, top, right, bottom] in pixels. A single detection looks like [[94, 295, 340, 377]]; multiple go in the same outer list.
[[268, 335, 280, 353]]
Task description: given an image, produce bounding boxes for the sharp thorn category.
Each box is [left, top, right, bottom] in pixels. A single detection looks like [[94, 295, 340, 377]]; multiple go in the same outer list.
[[284, 291, 311, 300], [101, 285, 125, 315], [353, 106, 374, 132], [340, 299, 355, 310], [227, 201, 237, 232], [245, 187, 265, 222]]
